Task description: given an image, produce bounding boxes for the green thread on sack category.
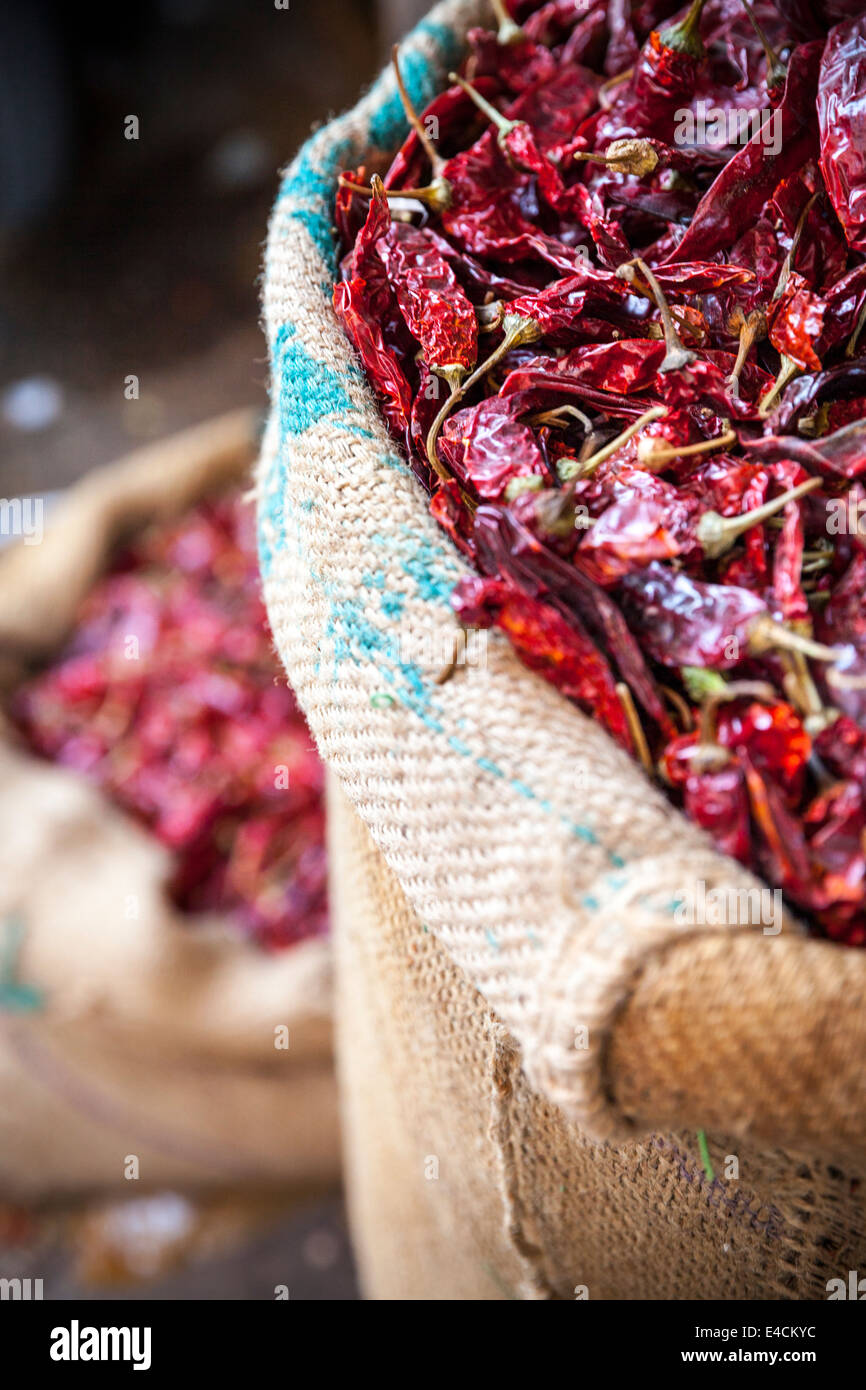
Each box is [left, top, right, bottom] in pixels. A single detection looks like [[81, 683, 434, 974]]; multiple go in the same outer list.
[[697, 1129, 715, 1182]]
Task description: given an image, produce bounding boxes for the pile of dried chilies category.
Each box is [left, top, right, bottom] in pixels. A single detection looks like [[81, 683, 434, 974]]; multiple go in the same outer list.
[[11, 494, 327, 950], [335, 0, 866, 946]]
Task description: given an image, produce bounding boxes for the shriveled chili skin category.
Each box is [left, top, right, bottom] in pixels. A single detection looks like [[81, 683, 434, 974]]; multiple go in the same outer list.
[[333, 1, 866, 945], [663, 41, 825, 263], [451, 573, 635, 749], [472, 504, 674, 732], [684, 762, 751, 865], [377, 222, 478, 374], [818, 16, 866, 253], [333, 187, 414, 438], [619, 563, 768, 669], [766, 273, 825, 373], [439, 395, 547, 499], [718, 701, 811, 804]]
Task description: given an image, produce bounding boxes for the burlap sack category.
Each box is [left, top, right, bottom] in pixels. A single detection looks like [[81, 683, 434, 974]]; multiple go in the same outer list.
[[258, 1, 866, 1298], [0, 411, 337, 1198]]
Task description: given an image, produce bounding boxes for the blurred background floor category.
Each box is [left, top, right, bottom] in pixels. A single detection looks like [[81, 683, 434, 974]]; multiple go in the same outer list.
[[0, 0, 386, 497], [0, 0, 427, 1300], [1, 1192, 359, 1300]]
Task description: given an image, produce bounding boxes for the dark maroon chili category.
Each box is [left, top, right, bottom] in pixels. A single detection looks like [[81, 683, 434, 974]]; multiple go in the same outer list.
[[334, 0, 866, 946]]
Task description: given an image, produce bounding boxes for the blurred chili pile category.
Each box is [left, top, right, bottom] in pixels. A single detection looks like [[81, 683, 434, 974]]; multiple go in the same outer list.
[[335, 0, 866, 945], [11, 494, 327, 950]]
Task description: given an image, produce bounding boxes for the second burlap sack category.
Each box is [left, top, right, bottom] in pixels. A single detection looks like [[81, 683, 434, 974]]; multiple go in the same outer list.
[[0, 412, 336, 1198]]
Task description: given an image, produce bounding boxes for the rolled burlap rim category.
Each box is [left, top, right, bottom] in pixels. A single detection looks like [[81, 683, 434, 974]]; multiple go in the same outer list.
[[258, 0, 865, 1163]]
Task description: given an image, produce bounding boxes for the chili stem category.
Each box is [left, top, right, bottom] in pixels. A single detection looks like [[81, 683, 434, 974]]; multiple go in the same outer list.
[[598, 67, 634, 109], [448, 71, 519, 144], [827, 668, 866, 692], [727, 308, 766, 398], [489, 0, 524, 44], [425, 313, 540, 473], [660, 683, 694, 731], [531, 404, 594, 432], [783, 650, 830, 731], [638, 428, 736, 468], [681, 666, 727, 702], [845, 298, 866, 359], [697, 477, 821, 559], [616, 683, 653, 773], [758, 354, 800, 416], [391, 45, 445, 176], [338, 174, 452, 213], [749, 617, 840, 663], [661, 0, 710, 57], [574, 139, 660, 178], [773, 192, 820, 302], [617, 257, 695, 373], [739, 0, 787, 92], [694, 683, 774, 767], [559, 406, 668, 480]]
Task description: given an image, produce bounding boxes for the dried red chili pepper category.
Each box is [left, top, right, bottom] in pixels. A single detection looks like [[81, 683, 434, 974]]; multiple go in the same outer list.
[[466, 20, 558, 93], [439, 394, 547, 499], [818, 16, 866, 254], [578, 476, 818, 583], [451, 573, 634, 748], [619, 562, 838, 670], [608, 0, 711, 144], [686, 761, 752, 864], [766, 272, 825, 373], [377, 220, 478, 385], [472, 504, 674, 731], [717, 699, 811, 802], [334, 178, 414, 439], [747, 418, 866, 480], [334, 1, 866, 946], [13, 495, 327, 950], [663, 41, 825, 263]]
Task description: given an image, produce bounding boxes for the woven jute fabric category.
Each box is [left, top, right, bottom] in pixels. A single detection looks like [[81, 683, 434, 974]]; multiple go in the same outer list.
[[259, 0, 866, 1296], [0, 413, 336, 1197], [329, 777, 866, 1300]]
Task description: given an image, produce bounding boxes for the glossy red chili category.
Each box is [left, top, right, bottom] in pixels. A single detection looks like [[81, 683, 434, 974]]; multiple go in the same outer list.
[[335, 4, 866, 946]]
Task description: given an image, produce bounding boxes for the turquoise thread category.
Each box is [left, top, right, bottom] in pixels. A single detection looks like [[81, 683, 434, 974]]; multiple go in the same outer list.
[[0, 917, 42, 1013], [274, 323, 358, 438], [369, 49, 438, 150]]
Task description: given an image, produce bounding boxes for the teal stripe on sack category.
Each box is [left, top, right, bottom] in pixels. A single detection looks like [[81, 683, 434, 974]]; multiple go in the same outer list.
[[369, 47, 439, 151], [278, 134, 354, 275]]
